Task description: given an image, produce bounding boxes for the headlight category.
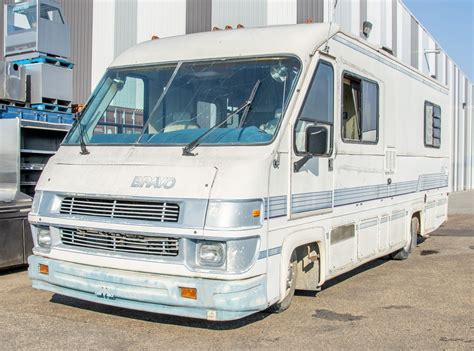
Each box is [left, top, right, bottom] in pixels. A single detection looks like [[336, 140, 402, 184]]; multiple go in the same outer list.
[[198, 241, 226, 267], [205, 199, 263, 230], [37, 227, 52, 248]]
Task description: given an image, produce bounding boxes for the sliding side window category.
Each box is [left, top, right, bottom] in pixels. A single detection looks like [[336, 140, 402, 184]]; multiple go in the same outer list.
[[424, 101, 441, 148], [342, 73, 379, 143], [294, 61, 334, 154]]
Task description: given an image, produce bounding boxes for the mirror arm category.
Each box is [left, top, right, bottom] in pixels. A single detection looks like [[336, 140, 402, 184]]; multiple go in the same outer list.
[[293, 154, 313, 173]]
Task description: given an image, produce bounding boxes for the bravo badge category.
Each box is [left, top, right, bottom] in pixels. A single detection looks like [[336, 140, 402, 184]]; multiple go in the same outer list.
[[131, 176, 176, 189]]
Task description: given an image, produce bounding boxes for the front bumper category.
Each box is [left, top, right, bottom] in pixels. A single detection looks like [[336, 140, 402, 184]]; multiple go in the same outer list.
[[28, 255, 268, 321]]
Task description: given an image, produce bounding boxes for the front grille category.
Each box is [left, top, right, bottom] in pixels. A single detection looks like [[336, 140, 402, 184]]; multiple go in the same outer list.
[[60, 197, 180, 223], [60, 228, 179, 256]]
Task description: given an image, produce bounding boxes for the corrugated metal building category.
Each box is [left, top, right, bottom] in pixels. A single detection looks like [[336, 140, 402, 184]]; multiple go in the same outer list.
[[1, 0, 471, 192]]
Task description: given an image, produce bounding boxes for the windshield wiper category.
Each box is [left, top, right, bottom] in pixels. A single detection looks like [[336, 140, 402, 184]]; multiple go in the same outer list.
[[182, 80, 261, 156], [79, 122, 90, 155], [137, 62, 182, 144]]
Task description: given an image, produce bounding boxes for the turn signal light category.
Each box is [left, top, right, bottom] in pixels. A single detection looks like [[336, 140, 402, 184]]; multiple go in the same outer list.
[[39, 264, 49, 275], [252, 209, 261, 218], [180, 287, 197, 300]]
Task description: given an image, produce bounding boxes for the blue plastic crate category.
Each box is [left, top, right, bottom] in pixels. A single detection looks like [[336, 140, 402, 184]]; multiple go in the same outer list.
[[14, 56, 74, 69], [0, 105, 74, 124]]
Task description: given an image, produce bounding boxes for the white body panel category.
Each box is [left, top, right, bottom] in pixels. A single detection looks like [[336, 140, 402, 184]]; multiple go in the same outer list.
[[28, 24, 450, 321]]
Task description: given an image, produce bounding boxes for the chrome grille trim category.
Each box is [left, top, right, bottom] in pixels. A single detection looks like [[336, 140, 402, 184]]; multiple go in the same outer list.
[[60, 197, 180, 222], [60, 228, 179, 256]]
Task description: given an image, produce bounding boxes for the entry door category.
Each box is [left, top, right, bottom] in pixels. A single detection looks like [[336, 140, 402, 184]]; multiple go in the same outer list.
[[290, 60, 335, 218]]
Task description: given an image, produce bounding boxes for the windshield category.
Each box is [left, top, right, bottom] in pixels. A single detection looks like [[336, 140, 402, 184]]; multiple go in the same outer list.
[[65, 56, 301, 146]]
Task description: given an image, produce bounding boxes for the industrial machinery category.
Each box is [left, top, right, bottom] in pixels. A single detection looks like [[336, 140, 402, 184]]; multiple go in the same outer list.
[[4, 0, 73, 109], [0, 0, 74, 269]]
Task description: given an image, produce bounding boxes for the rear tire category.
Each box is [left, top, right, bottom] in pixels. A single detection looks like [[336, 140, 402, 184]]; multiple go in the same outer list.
[[391, 216, 419, 260], [268, 251, 297, 313]]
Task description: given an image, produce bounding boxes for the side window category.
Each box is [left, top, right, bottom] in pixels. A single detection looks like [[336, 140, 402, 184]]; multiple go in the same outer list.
[[425, 101, 441, 148], [342, 73, 379, 143], [294, 61, 334, 154]]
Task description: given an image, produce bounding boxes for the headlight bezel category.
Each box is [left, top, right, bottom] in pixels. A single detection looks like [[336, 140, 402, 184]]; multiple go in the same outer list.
[[186, 236, 260, 274], [204, 199, 264, 230], [30, 191, 43, 215]]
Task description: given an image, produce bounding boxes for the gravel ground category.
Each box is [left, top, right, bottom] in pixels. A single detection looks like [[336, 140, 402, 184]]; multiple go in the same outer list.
[[0, 192, 472, 350]]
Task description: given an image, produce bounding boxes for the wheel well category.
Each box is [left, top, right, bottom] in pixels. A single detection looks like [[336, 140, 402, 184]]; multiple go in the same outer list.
[[294, 242, 321, 291], [412, 211, 421, 235]]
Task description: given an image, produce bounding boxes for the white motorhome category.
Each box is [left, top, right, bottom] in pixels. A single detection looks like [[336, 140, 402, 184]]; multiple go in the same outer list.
[[28, 24, 450, 321]]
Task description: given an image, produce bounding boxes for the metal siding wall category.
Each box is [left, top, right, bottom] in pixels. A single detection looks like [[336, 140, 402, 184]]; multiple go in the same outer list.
[[452, 65, 458, 190], [401, 7, 411, 65], [471, 86, 474, 188], [439, 52, 446, 85], [114, 0, 137, 58], [381, 0, 392, 50], [360, 0, 367, 31], [366, 0, 382, 46], [212, 0, 267, 28], [297, 0, 324, 23], [396, 1, 404, 60], [136, 0, 185, 41], [427, 36, 436, 77], [361, 0, 383, 46], [333, 0, 351, 32], [457, 71, 465, 189], [0, 3, 3, 61], [410, 16, 418, 69], [445, 54, 449, 86], [391, 0, 397, 56], [421, 30, 428, 74], [186, 0, 212, 34], [91, 0, 115, 92], [435, 44, 440, 81], [349, 0, 360, 36], [56, 0, 93, 104], [465, 78, 471, 188], [324, 0, 331, 22], [267, 0, 297, 25]]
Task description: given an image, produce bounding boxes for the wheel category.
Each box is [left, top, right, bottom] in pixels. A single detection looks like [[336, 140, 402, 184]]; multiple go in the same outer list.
[[391, 216, 419, 260], [267, 251, 297, 313]]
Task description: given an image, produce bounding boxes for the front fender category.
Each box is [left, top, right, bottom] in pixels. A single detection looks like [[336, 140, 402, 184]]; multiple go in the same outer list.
[[278, 226, 326, 302]]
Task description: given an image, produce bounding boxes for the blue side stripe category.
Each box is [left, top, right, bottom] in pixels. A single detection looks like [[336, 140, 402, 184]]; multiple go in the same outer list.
[[266, 173, 448, 218], [258, 246, 282, 259]]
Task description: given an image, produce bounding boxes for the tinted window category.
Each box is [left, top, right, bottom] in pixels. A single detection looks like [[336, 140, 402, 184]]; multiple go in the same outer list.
[[361, 81, 378, 142], [425, 101, 441, 148], [299, 62, 334, 124], [295, 61, 334, 153]]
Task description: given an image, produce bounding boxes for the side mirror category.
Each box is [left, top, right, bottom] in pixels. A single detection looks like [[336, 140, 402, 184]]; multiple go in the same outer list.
[[294, 125, 330, 172], [305, 125, 329, 156]]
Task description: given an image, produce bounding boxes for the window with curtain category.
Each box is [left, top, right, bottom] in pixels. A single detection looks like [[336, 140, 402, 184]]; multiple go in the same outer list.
[[342, 73, 379, 143]]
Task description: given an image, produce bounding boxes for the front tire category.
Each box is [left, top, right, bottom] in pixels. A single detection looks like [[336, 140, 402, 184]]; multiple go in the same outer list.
[[391, 216, 419, 260], [268, 251, 297, 313]]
